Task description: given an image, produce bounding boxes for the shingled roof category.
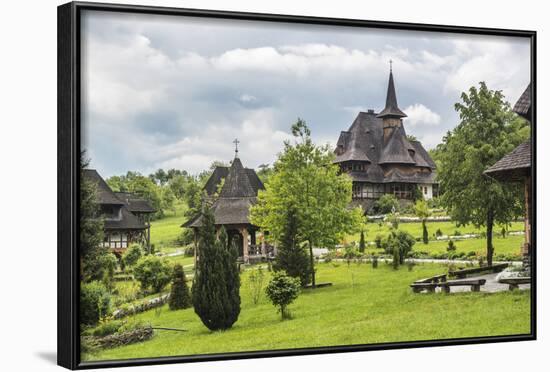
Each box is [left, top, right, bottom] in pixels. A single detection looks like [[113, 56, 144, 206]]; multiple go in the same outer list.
[[377, 71, 407, 119], [513, 83, 531, 120], [83, 169, 150, 231], [203, 163, 265, 196], [115, 192, 156, 213], [334, 111, 436, 183], [184, 155, 264, 228], [83, 169, 124, 205], [378, 125, 416, 165], [484, 83, 532, 182], [484, 141, 531, 182]]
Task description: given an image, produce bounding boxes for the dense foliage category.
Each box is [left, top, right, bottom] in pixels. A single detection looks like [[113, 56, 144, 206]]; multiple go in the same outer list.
[[265, 272, 301, 319], [192, 207, 241, 331], [169, 264, 191, 310], [383, 230, 416, 266], [81, 281, 111, 326], [272, 207, 312, 286], [122, 244, 142, 269], [432, 82, 528, 265], [133, 256, 172, 293], [80, 152, 107, 283], [251, 119, 364, 287], [374, 194, 399, 214]]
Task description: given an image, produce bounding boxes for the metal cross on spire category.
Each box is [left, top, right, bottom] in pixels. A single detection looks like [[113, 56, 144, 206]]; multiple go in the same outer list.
[[389, 59, 393, 72], [233, 138, 240, 157]]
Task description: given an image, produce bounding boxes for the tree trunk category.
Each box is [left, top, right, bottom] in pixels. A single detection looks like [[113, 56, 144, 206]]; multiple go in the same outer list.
[[486, 209, 494, 267], [308, 239, 316, 288]]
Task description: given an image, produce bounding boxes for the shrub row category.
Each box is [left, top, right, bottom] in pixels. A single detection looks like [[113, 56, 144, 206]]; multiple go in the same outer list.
[[82, 326, 153, 351], [112, 294, 170, 319]]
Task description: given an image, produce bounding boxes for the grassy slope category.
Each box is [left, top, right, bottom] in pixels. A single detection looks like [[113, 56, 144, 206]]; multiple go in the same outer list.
[[83, 263, 530, 361], [150, 202, 188, 254]]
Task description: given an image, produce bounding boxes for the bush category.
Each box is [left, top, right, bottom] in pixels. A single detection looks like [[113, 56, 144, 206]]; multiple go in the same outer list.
[[192, 207, 241, 331], [265, 272, 301, 320], [133, 256, 172, 293], [168, 264, 191, 310], [101, 253, 118, 290], [447, 240, 456, 252], [374, 194, 399, 214], [248, 266, 266, 305], [435, 228, 443, 237], [122, 244, 142, 269], [80, 281, 111, 326], [382, 230, 416, 266], [90, 321, 123, 337], [375, 235, 383, 248], [372, 256, 378, 269]]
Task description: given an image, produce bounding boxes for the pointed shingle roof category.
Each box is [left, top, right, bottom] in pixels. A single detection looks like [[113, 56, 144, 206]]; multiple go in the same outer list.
[[219, 157, 256, 197], [183, 155, 265, 228], [378, 126, 416, 165], [377, 71, 407, 119]]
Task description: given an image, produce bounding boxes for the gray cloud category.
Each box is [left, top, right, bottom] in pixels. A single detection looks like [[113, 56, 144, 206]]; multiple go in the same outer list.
[[81, 10, 530, 177]]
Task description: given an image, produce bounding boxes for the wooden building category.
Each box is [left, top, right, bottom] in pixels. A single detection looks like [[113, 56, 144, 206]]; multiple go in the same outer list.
[[183, 147, 270, 263], [484, 84, 532, 262], [334, 68, 437, 212], [83, 169, 155, 254]]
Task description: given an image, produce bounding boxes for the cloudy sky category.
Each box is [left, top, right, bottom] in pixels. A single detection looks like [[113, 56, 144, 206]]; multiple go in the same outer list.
[[81, 10, 531, 177]]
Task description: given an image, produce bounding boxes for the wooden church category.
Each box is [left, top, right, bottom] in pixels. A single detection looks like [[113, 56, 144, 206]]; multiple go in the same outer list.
[[334, 67, 437, 212], [183, 143, 271, 264]]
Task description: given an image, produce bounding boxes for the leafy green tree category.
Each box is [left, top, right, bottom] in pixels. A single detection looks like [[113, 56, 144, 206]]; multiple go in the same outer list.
[[169, 174, 188, 200], [272, 207, 312, 286], [414, 200, 431, 244], [375, 194, 399, 214], [133, 256, 172, 293], [80, 152, 106, 282], [359, 230, 366, 253], [192, 207, 241, 330], [265, 272, 301, 320], [257, 163, 273, 184], [251, 119, 364, 287], [169, 264, 191, 310], [161, 187, 176, 214], [101, 253, 118, 291], [434, 82, 528, 266]]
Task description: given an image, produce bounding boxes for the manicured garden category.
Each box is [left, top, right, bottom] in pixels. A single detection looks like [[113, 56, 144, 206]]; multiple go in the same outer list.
[[83, 261, 530, 361]]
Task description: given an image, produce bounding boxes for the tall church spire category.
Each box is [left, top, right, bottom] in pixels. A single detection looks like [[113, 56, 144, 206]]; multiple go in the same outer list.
[[377, 63, 407, 119]]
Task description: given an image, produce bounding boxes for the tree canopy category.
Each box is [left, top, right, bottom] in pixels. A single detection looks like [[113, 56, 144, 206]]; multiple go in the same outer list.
[[250, 119, 364, 286], [433, 82, 529, 265]]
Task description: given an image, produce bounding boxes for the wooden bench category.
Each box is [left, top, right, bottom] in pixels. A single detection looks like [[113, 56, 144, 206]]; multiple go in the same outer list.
[[449, 263, 508, 279], [411, 279, 486, 293], [499, 277, 531, 290], [414, 274, 447, 284]]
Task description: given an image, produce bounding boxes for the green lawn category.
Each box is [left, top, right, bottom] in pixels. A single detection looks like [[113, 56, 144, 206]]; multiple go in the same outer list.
[[150, 201, 188, 254], [346, 220, 524, 244], [83, 262, 530, 362]]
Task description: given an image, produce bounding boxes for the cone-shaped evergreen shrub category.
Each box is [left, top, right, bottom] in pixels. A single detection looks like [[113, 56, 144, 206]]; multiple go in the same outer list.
[[359, 230, 366, 253], [273, 207, 311, 286], [192, 207, 241, 331], [422, 221, 429, 245], [169, 264, 191, 310]]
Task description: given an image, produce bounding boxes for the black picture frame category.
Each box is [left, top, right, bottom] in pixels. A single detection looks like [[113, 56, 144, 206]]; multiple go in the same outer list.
[[57, 1, 537, 369]]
